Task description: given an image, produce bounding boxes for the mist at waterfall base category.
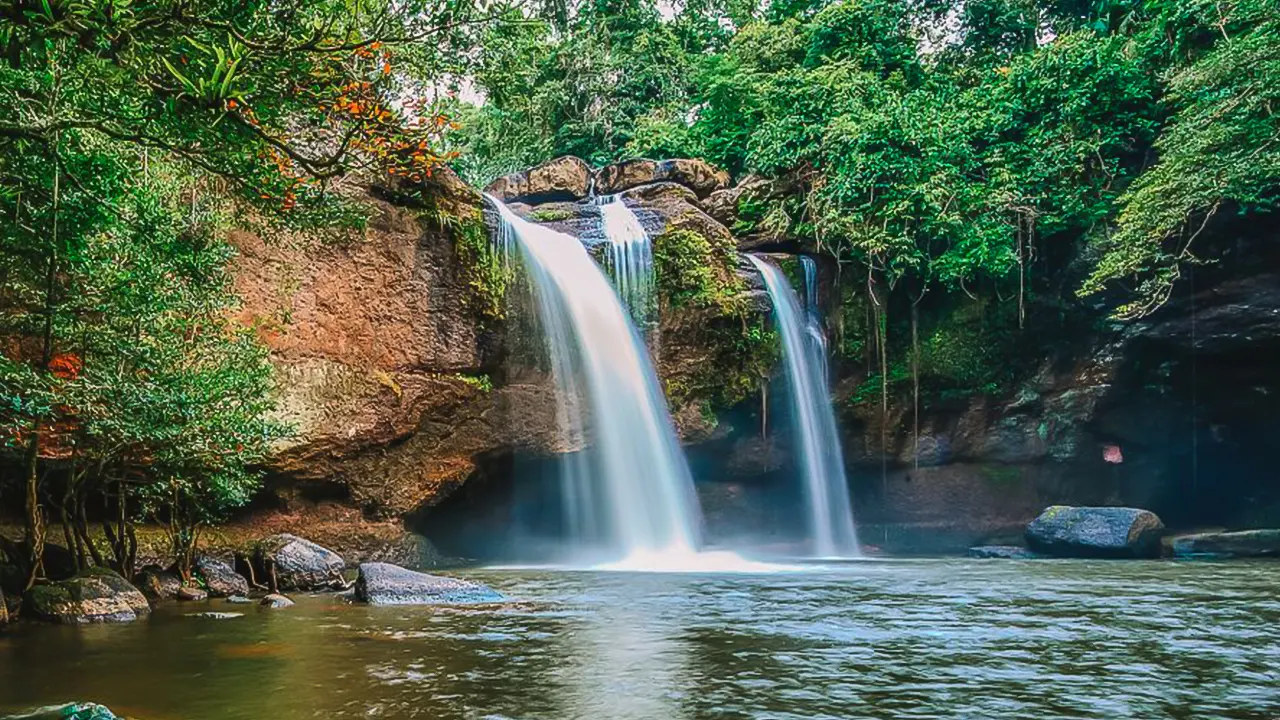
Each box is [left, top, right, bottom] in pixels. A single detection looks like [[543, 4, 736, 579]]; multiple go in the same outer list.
[[485, 196, 778, 572], [749, 255, 861, 558]]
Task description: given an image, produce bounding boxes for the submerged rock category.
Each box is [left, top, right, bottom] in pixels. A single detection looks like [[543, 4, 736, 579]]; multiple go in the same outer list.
[[1026, 506, 1164, 558], [185, 611, 244, 620], [260, 593, 295, 608], [194, 555, 250, 598], [23, 568, 150, 624], [486, 156, 591, 203], [1, 703, 120, 720], [225, 595, 254, 604], [354, 562, 503, 605], [1171, 529, 1280, 558], [253, 534, 345, 591], [968, 545, 1047, 559]]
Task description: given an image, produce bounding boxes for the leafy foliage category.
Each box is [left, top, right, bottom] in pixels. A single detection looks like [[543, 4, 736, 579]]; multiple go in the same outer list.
[[0, 0, 486, 582]]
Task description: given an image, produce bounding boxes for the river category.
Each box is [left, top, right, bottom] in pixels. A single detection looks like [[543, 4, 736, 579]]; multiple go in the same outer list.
[[2, 559, 1278, 719]]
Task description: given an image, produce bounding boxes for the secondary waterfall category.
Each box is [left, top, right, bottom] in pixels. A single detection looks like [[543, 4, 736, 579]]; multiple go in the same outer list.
[[487, 195, 701, 565], [594, 194, 654, 324], [748, 255, 860, 558]]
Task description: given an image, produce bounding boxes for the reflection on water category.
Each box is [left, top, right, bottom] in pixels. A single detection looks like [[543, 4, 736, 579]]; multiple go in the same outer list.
[[3, 559, 1280, 719]]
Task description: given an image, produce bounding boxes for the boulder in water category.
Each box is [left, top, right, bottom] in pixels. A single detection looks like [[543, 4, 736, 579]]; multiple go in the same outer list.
[[485, 156, 591, 203], [1025, 506, 1164, 558], [354, 562, 503, 605], [252, 534, 345, 591], [194, 555, 250, 597], [136, 565, 183, 602], [23, 568, 150, 624], [968, 545, 1047, 559], [260, 593, 295, 608], [1171, 529, 1280, 558]]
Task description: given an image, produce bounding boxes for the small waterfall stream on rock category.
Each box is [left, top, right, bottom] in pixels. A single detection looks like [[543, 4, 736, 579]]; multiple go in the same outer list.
[[594, 194, 655, 324], [487, 195, 717, 570], [749, 255, 860, 558]]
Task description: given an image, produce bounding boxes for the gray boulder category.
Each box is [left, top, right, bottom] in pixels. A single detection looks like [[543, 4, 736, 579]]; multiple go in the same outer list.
[[253, 534, 345, 591], [1026, 506, 1164, 558], [1171, 529, 1280, 558], [194, 555, 250, 597], [23, 568, 151, 624], [967, 545, 1047, 559], [354, 562, 503, 605]]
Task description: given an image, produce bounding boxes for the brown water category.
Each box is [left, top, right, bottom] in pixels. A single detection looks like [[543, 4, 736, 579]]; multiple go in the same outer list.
[[2, 559, 1279, 719]]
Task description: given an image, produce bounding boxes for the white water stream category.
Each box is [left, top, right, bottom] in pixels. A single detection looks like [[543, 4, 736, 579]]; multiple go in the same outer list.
[[749, 255, 860, 557]]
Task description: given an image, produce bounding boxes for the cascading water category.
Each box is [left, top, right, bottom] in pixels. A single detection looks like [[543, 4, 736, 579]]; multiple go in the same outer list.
[[748, 255, 861, 558], [594, 194, 654, 324], [486, 195, 702, 567]]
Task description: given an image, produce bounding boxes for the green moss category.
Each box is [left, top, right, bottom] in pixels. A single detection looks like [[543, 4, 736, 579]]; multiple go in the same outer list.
[[26, 582, 73, 612], [653, 228, 742, 312], [529, 208, 573, 222], [981, 465, 1023, 488], [420, 203, 508, 322], [668, 314, 780, 410], [456, 373, 494, 392]]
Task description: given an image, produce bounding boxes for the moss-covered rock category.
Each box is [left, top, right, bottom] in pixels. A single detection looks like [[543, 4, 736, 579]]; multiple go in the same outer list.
[[1026, 506, 1164, 558], [23, 568, 150, 624]]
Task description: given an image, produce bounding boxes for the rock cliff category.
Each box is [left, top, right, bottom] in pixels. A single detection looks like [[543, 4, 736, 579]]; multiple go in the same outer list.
[[240, 157, 1280, 556]]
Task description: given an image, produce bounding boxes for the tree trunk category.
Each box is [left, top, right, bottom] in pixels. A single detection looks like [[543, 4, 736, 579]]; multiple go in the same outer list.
[[22, 434, 45, 591]]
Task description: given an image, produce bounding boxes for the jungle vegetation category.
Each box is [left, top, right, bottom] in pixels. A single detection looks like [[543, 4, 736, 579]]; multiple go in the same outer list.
[[0, 0, 1276, 587]]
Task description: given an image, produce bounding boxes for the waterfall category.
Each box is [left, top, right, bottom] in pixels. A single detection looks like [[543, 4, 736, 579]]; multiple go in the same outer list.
[[748, 255, 861, 558], [594, 194, 654, 325], [486, 195, 702, 566]]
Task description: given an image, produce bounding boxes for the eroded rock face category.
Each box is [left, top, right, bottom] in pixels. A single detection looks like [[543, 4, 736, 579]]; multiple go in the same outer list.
[[486, 156, 592, 203], [252, 534, 345, 591], [24, 568, 150, 624], [195, 556, 250, 598], [354, 562, 503, 605], [233, 176, 566, 518], [1026, 506, 1164, 558]]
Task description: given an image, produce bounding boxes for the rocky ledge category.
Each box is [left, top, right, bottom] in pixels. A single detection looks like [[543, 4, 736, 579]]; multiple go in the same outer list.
[[1171, 529, 1280, 558]]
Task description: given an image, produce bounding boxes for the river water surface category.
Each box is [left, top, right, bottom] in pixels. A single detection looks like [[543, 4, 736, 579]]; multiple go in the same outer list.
[[2, 559, 1279, 719]]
